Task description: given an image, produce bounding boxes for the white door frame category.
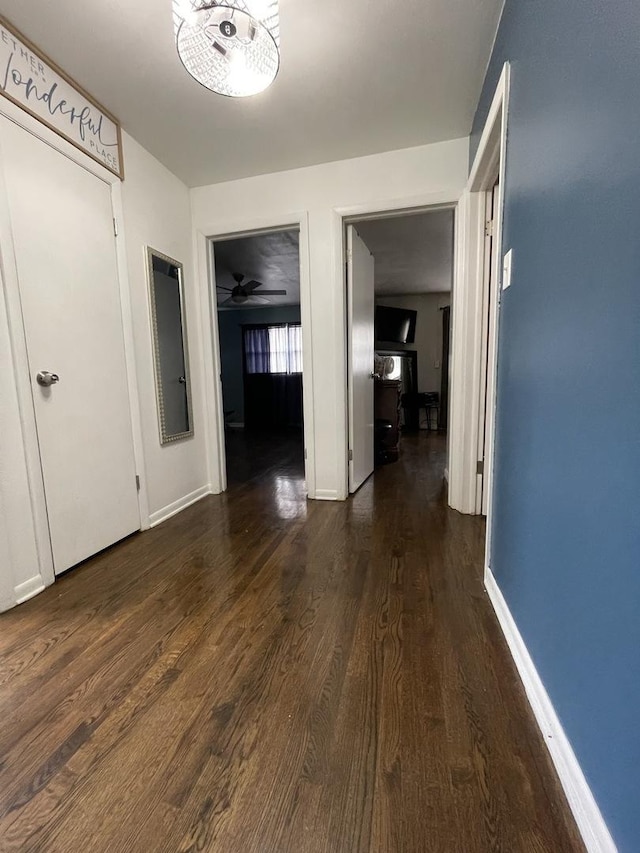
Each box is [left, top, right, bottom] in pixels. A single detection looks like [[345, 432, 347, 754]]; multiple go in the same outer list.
[[448, 63, 510, 545], [0, 98, 147, 607], [346, 224, 376, 493], [195, 213, 315, 497], [476, 182, 500, 515], [335, 193, 459, 500]]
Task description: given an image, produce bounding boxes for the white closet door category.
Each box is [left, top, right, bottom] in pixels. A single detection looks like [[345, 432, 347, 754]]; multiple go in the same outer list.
[[0, 120, 139, 574]]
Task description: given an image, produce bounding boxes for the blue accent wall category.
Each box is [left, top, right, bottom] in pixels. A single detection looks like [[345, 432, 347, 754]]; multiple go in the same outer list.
[[217, 305, 301, 423], [472, 2, 640, 849]]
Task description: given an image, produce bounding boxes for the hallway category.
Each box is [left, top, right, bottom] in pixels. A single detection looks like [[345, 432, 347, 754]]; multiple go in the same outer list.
[[0, 434, 583, 852]]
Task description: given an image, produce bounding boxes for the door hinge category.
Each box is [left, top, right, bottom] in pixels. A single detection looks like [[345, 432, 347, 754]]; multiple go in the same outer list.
[[348, 449, 353, 461], [476, 460, 484, 476], [485, 219, 494, 238], [136, 474, 141, 491], [113, 217, 118, 237], [345, 248, 353, 264]]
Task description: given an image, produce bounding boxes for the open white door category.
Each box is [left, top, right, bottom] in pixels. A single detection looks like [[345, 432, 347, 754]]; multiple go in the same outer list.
[[347, 225, 375, 493], [0, 119, 140, 574]]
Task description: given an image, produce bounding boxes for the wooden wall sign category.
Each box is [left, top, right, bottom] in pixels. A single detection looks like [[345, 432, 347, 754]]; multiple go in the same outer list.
[[0, 16, 123, 179]]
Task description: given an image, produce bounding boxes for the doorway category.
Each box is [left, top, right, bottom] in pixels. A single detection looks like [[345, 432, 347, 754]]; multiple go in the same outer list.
[[210, 228, 307, 490], [345, 208, 455, 494]]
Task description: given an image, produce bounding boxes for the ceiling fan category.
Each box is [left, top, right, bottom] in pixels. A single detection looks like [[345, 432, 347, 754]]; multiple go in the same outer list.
[[217, 272, 287, 306]]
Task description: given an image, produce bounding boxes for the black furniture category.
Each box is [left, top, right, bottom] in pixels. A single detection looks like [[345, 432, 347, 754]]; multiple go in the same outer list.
[[375, 419, 394, 465], [439, 306, 451, 431], [374, 380, 402, 463], [401, 391, 440, 431], [400, 392, 422, 432], [420, 391, 440, 431]]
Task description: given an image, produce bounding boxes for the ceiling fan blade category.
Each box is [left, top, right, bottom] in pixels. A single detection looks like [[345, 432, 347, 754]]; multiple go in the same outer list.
[[216, 286, 234, 292], [244, 279, 264, 291], [219, 296, 235, 305], [255, 290, 287, 296]]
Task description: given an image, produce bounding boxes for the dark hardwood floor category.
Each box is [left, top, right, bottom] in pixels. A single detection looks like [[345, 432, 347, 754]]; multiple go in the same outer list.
[[0, 433, 584, 852], [224, 426, 304, 487]]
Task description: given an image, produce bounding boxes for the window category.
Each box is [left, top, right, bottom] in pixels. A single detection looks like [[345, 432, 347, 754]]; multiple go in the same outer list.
[[243, 323, 303, 375]]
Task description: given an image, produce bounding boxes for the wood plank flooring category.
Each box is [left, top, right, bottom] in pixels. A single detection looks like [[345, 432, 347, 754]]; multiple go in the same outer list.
[[0, 433, 584, 852]]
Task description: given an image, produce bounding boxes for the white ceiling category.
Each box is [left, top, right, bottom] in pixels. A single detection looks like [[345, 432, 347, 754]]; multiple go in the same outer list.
[[0, 0, 504, 187], [213, 230, 300, 307], [356, 209, 454, 295]]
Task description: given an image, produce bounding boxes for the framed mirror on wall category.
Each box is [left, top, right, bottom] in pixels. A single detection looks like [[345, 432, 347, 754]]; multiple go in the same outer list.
[[146, 248, 194, 444]]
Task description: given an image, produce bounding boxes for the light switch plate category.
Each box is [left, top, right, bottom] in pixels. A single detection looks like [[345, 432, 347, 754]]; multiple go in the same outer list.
[[502, 249, 513, 290]]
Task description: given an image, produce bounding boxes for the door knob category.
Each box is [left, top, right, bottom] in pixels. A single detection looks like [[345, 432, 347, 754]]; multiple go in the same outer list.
[[36, 371, 60, 387]]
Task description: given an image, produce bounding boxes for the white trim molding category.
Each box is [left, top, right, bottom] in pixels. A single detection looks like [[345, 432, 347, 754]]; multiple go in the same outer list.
[[194, 225, 227, 497], [335, 192, 460, 504], [14, 575, 46, 605], [449, 62, 510, 516], [112, 183, 150, 530], [485, 570, 617, 853], [448, 189, 485, 513], [193, 211, 317, 499], [313, 489, 341, 501], [148, 484, 212, 528]]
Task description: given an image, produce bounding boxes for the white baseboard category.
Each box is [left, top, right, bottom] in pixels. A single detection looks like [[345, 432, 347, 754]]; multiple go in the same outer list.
[[14, 574, 46, 605], [485, 569, 617, 853], [148, 485, 212, 528], [312, 489, 341, 501]]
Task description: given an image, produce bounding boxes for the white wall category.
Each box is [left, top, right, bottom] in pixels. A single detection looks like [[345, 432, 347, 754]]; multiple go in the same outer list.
[[192, 137, 469, 500], [375, 293, 451, 395], [120, 133, 210, 523]]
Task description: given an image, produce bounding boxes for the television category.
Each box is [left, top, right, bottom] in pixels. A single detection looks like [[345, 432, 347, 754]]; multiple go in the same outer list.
[[375, 305, 417, 344]]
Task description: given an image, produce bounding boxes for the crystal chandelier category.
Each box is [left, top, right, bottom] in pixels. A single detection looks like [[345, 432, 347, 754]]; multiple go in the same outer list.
[[173, 1, 280, 98]]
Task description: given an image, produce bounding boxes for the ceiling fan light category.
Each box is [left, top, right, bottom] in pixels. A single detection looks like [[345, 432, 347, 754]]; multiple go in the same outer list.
[[174, 1, 280, 98], [173, 0, 199, 27], [245, 0, 275, 22]]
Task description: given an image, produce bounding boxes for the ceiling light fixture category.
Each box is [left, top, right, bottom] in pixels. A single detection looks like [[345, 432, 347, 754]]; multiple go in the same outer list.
[[173, 0, 280, 98]]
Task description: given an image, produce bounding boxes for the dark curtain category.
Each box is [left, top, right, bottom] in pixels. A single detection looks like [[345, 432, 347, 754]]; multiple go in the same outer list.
[[244, 326, 270, 374], [439, 306, 451, 431], [242, 325, 303, 430], [244, 375, 303, 429]]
